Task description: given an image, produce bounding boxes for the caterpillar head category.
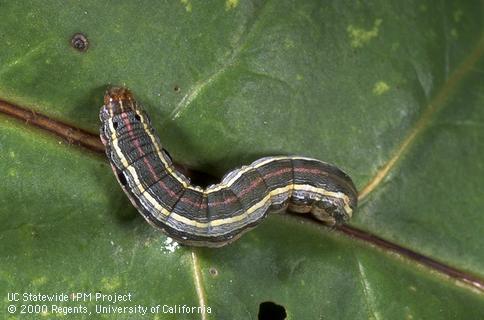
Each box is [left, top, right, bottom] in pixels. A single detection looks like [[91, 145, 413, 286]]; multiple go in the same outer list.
[[99, 86, 142, 121]]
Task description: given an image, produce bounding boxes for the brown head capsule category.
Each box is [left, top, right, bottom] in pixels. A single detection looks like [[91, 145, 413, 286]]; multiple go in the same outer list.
[[100, 86, 139, 121]]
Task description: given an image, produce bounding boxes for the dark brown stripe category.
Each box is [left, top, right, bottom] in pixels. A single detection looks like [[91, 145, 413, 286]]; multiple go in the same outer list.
[[229, 168, 269, 211], [119, 112, 180, 201], [207, 188, 245, 221]]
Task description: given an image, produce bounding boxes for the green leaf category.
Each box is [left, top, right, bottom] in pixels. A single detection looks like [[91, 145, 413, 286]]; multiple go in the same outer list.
[[1, 1, 483, 319]]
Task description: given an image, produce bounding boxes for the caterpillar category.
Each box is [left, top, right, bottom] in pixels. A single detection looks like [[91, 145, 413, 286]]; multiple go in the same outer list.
[[99, 87, 358, 247]]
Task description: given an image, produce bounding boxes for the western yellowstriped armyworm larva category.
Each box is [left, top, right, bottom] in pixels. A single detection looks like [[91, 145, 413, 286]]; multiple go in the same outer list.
[[99, 87, 357, 247]]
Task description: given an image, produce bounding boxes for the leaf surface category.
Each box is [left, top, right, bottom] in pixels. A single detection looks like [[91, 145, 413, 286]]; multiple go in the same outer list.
[[1, 1, 483, 319]]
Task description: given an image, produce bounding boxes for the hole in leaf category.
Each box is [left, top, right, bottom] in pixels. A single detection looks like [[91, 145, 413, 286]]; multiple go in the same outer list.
[[208, 267, 218, 277], [174, 85, 181, 93], [70, 33, 89, 52], [258, 301, 286, 320]]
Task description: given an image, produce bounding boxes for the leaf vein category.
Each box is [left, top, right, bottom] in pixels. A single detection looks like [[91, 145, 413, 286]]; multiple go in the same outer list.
[[358, 36, 484, 201]]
